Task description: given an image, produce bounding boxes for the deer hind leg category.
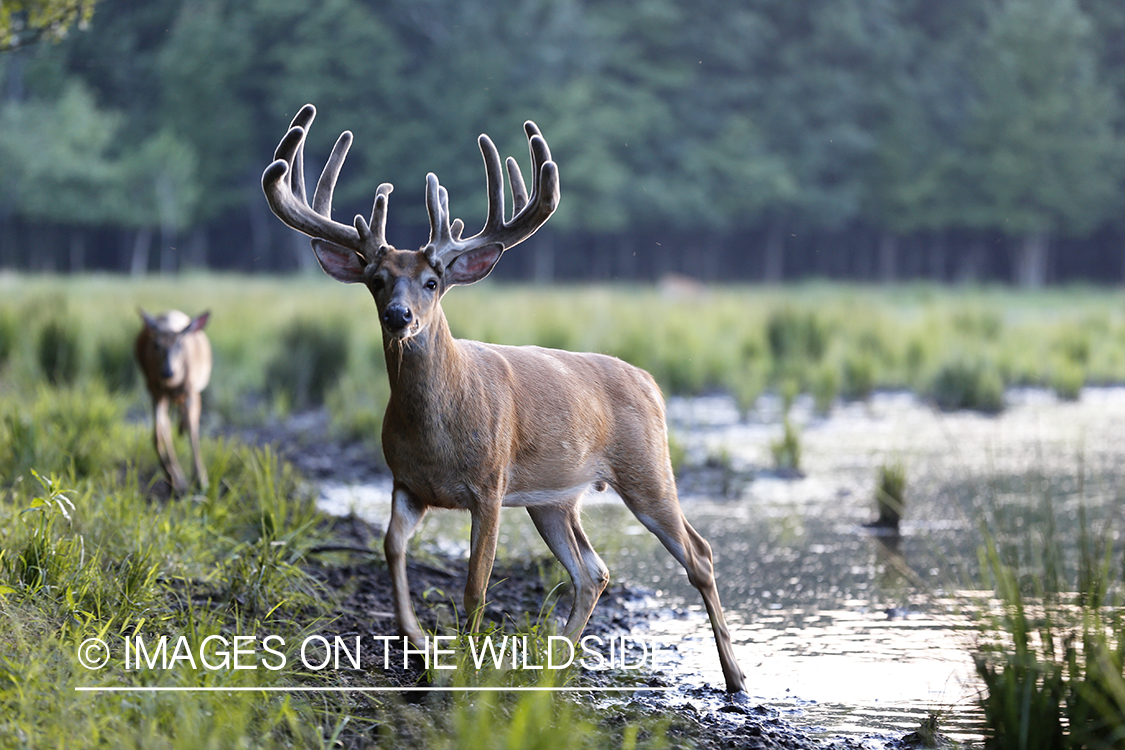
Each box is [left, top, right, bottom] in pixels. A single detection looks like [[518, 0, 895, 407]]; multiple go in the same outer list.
[[153, 398, 186, 494], [619, 488, 747, 693], [527, 504, 610, 639], [385, 485, 428, 646]]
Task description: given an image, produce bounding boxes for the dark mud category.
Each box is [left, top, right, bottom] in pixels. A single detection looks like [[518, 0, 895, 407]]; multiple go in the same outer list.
[[231, 411, 955, 750]]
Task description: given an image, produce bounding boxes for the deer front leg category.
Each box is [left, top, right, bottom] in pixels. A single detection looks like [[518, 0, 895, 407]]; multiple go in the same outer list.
[[385, 485, 428, 646], [185, 392, 208, 491], [465, 500, 501, 634], [153, 397, 186, 494]]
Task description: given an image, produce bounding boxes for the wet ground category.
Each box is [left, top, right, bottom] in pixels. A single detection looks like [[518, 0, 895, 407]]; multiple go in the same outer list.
[[236, 387, 1125, 747]]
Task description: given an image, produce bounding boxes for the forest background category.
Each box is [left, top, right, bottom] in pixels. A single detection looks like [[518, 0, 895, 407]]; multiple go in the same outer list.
[[1, 0, 1125, 287]]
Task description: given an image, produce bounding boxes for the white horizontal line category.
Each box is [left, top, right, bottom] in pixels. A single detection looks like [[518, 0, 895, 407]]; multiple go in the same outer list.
[[75, 686, 672, 693]]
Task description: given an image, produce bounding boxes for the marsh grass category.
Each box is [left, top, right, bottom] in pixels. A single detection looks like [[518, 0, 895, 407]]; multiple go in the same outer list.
[[974, 481, 1125, 749], [3, 276, 1125, 418], [0, 380, 344, 747], [36, 316, 81, 386], [265, 317, 350, 412], [873, 461, 907, 528], [928, 356, 1006, 413], [770, 418, 802, 474]]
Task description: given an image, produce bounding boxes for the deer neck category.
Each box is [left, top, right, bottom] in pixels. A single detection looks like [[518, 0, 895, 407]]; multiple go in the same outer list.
[[382, 307, 468, 408]]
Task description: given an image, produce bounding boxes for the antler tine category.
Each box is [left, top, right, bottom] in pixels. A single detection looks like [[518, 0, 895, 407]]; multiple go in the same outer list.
[[507, 157, 528, 215], [367, 184, 393, 248], [311, 131, 351, 219], [291, 128, 306, 203], [263, 104, 380, 256], [425, 120, 560, 269], [479, 134, 507, 237], [423, 174, 448, 268], [273, 105, 316, 205]]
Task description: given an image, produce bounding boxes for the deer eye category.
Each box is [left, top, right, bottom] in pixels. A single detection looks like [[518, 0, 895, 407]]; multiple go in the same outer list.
[[370, 276, 385, 291], [424, 279, 438, 291]]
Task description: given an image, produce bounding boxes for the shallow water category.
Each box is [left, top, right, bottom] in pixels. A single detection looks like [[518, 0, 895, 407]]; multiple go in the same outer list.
[[318, 387, 1125, 743]]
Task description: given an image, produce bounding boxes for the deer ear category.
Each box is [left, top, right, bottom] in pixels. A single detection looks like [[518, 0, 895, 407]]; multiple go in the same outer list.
[[138, 308, 158, 329], [187, 311, 210, 333], [312, 239, 366, 283], [445, 244, 503, 286]]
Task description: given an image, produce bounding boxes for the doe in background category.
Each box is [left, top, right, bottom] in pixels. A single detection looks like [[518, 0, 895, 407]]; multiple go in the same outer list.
[[135, 310, 211, 495]]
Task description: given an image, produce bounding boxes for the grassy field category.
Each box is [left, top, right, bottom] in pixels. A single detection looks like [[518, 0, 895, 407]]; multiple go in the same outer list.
[[4, 273, 1125, 438], [2, 272, 1124, 747], [0, 378, 666, 747]]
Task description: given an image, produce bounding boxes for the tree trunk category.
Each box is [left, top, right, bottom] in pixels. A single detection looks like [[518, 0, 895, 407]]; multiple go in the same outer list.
[[32, 225, 56, 272], [928, 231, 946, 282], [247, 181, 276, 271], [156, 172, 179, 274], [532, 234, 555, 283], [68, 229, 86, 272], [292, 230, 317, 273], [878, 231, 898, 283], [131, 227, 153, 276], [763, 219, 785, 282], [956, 240, 985, 284], [699, 232, 723, 281], [616, 233, 637, 280], [1014, 230, 1049, 288], [184, 228, 209, 269], [159, 229, 177, 274]]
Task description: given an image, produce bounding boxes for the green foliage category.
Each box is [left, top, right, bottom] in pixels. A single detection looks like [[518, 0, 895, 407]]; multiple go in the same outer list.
[[874, 461, 907, 527], [0, 308, 15, 370], [963, 0, 1123, 238], [5, 0, 1125, 278], [36, 317, 80, 386], [975, 495, 1125, 750], [0, 82, 198, 238], [766, 308, 827, 367], [0, 383, 130, 482], [0, 0, 97, 51], [770, 418, 802, 475], [94, 333, 137, 393], [666, 431, 687, 478], [6, 277, 1125, 417], [0, 379, 668, 750], [928, 356, 1005, 413], [840, 352, 876, 402], [6, 469, 78, 593], [265, 317, 349, 411], [811, 364, 839, 415], [1049, 358, 1085, 402], [326, 369, 388, 459]]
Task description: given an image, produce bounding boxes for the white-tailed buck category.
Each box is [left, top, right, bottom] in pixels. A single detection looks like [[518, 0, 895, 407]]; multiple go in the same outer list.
[[262, 104, 746, 692], [136, 310, 211, 495]]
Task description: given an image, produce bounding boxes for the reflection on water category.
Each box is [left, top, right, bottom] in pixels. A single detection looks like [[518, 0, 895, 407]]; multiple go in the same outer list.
[[318, 387, 1125, 743]]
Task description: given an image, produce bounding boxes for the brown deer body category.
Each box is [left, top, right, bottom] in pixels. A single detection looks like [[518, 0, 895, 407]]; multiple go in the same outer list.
[[136, 310, 211, 495], [262, 104, 746, 692]]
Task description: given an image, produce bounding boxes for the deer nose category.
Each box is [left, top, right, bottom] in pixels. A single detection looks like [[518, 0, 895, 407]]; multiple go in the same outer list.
[[382, 304, 413, 331]]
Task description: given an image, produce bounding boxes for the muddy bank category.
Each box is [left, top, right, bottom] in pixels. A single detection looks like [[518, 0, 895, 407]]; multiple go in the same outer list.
[[226, 410, 950, 749], [311, 513, 938, 750]]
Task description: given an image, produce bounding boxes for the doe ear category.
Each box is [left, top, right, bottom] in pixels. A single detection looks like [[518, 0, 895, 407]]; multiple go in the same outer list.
[[312, 239, 366, 284], [445, 244, 504, 286], [187, 311, 210, 333], [138, 308, 158, 329]]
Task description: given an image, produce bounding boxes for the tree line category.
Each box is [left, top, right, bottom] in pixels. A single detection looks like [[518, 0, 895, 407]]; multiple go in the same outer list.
[[1, 0, 1124, 285]]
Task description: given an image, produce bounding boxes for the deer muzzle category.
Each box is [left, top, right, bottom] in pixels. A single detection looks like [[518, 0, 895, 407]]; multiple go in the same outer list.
[[382, 303, 414, 334]]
